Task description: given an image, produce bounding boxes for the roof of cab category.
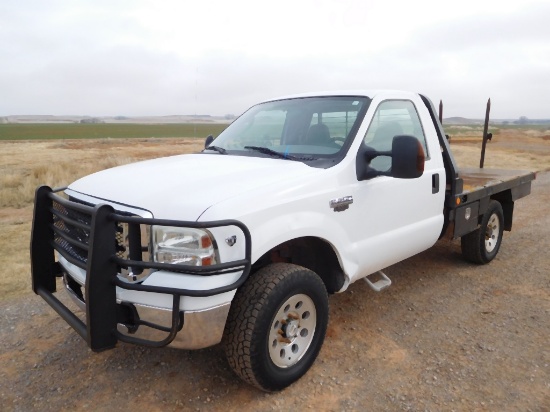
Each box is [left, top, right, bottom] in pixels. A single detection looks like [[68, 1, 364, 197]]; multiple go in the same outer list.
[[261, 90, 420, 103]]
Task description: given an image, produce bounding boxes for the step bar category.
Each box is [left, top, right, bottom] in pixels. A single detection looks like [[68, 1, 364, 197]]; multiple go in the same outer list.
[[363, 271, 392, 292]]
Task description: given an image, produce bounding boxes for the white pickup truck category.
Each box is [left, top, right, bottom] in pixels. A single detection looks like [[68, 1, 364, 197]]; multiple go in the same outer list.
[[31, 90, 534, 391]]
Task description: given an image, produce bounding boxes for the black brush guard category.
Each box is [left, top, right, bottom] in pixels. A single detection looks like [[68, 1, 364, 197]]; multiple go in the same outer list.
[[30, 186, 252, 352]]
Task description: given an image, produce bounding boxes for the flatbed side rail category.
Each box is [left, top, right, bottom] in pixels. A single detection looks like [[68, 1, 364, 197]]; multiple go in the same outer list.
[[30, 186, 252, 351]]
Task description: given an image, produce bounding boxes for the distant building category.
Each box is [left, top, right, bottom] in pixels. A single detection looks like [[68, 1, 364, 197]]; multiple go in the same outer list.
[[80, 118, 104, 124]]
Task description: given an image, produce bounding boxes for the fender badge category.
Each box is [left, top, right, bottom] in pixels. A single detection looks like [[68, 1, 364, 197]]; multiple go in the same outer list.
[[225, 235, 237, 246], [330, 196, 353, 212]]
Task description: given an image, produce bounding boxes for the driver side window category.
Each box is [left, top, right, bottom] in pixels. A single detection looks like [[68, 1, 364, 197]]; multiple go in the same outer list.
[[364, 100, 428, 171]]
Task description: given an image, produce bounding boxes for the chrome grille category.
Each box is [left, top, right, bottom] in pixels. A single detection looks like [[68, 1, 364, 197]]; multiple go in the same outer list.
[[116, 221, 151, 282]]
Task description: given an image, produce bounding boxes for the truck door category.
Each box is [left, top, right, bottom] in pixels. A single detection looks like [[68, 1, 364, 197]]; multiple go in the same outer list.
[[347, 98, 445, 281]]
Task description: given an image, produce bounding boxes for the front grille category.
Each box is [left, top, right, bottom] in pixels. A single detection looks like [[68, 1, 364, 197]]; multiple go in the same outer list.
[[53, 199, 92, 264], [114, 220, 151, 282], [52, 196, 150, 281]]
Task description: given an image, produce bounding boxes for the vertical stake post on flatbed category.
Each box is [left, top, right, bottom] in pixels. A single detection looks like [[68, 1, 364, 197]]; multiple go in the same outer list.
[[479, 98, 491, 168], [439, 100, 443, 124]]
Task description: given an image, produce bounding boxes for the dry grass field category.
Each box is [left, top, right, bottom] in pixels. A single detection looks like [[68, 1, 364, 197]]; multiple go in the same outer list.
[[0, 138, 204, 300], [1, 127, 549, 411], [1, 128, 549, 301]]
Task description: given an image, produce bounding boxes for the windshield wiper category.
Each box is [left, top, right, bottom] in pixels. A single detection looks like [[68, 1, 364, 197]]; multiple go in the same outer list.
[[203, 145, 227, 155], [244, 146, 318, 161], [243, 146, 300, 160]]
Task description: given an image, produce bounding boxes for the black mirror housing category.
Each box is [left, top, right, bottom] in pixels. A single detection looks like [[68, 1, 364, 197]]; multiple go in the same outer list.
[[360, 135, 425, 180], [390, 135, 425, 179], [205, 135, 214, 149]]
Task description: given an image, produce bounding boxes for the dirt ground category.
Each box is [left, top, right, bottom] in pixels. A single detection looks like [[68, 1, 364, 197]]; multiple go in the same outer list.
[[1, 130, 549, 411]]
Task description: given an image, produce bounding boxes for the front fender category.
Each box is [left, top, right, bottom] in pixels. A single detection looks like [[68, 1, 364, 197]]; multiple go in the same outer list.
[[202, 198, 360, 284]]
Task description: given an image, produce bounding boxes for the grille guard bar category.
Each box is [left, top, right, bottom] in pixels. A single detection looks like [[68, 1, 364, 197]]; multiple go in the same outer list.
[[30, 185, 252, 351]]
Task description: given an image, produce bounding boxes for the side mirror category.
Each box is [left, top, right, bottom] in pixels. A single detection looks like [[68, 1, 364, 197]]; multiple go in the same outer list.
[[363, 135, 425, 179], [390, 135, 425, 179], [205, 135, 214, 149]]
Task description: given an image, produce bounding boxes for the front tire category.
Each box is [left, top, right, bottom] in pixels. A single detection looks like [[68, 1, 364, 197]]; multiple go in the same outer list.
[[223, 263, 329, 391], [461, 200, 504, 264]]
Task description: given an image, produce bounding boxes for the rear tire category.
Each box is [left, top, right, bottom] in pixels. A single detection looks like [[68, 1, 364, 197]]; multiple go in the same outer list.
[[223, 263, 328, 391], [461, 200, 504, 264]]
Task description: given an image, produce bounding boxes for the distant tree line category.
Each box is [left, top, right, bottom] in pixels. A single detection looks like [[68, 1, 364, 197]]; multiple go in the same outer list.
[[511, 116, 550, 125]]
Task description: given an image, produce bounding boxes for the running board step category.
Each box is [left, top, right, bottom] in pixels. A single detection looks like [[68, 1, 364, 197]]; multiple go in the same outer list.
[[363, 271, 392, 292]]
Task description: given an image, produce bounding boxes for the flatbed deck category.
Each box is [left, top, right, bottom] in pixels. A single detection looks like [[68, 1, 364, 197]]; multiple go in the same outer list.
[[457, 168, 535, 202]]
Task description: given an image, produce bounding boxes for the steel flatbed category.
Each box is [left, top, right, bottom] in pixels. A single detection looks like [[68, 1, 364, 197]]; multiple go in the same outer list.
[[458, 168, 535, 203]]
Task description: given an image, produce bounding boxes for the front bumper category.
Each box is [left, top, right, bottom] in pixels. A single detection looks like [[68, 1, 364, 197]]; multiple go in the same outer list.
[[30, 186, 251, 351], [62, 269, 231, 349]]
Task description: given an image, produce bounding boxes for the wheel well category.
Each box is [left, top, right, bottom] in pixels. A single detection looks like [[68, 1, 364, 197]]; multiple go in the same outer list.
[[252, 237, 345, 293]]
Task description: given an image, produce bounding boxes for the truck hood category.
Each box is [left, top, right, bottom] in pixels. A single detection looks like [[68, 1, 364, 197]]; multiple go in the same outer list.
[[68, 153, 317, 220]]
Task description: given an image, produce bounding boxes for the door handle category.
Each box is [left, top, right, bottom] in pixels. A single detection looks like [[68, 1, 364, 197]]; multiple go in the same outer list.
[[432, 173, 440, 194]]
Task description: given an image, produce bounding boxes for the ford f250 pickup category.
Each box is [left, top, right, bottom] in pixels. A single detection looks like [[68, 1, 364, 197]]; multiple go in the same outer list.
[[30, 90, 535, 391]]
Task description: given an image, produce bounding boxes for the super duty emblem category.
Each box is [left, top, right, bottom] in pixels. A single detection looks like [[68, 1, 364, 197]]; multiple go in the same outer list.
[[329, 196, 353, 212]]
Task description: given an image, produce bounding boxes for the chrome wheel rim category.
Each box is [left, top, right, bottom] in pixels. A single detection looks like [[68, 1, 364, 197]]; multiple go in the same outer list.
[[268, 294, 317, 368], [485, 213, 500, 253]]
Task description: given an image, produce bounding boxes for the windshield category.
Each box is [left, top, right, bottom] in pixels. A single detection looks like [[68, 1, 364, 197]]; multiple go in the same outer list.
[[206, 96, 370, 167]]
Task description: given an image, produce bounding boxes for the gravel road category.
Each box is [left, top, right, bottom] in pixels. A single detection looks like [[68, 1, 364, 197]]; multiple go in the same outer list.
[[1, 172, 549, 412]]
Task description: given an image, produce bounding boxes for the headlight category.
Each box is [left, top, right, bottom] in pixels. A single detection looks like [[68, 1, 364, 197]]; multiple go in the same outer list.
[[152, 226, 217, 266]]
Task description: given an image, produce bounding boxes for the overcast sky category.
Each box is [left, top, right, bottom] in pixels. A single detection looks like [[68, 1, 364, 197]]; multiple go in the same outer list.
[[1, 0, 549, 118]]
